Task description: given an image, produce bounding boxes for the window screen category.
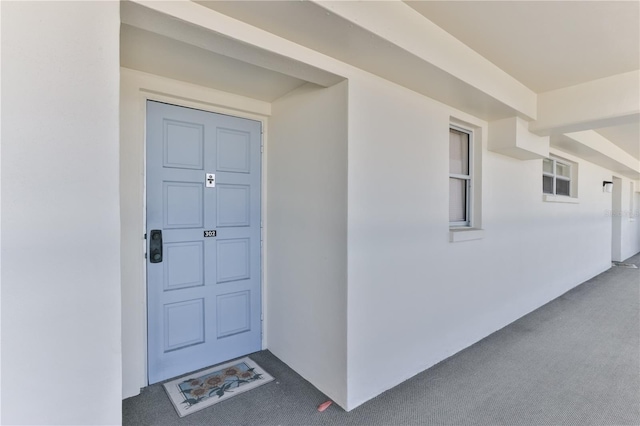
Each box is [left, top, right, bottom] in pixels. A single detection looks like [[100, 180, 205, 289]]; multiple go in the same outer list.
[[449, 178, 467, 222], [543, 157, 572, 197], [450, 128, 470, 225]]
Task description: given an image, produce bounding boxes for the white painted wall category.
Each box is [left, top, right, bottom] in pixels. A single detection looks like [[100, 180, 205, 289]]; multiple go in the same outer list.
[[267, 82, 349, 408], [346, 75, 616, 410], [1, 2, 122, 424]]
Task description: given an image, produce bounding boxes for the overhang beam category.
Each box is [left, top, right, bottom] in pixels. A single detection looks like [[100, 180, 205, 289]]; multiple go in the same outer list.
[[530, 71, 640, 136], [123, 1, 345, 88], [315, 0, 537, 120], [552, 130, 640, 179]]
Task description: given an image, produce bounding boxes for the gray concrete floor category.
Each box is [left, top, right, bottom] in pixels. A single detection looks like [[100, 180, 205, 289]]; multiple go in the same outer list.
[[124, 253, 640, 425]]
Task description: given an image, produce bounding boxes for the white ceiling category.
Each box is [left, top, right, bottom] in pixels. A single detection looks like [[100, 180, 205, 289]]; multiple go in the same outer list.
[[406, 1, 639, 162], [406, 1, 640, 93], [195, 0, 525, 120], [123, 1, 639, 163]]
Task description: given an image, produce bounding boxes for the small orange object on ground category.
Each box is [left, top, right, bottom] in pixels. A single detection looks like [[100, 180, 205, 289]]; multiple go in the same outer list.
[[317, 400, 333, 412]]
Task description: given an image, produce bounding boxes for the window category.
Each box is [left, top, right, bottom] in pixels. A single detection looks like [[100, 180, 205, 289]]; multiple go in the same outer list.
[[449, 120, 484, 242], [543, 157, 571, 196], [449, 127, 472, 226]]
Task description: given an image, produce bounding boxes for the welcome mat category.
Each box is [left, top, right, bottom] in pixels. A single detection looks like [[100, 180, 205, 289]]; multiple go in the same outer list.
[[163, 357, 274, 417], [612, 261, 638, 269]]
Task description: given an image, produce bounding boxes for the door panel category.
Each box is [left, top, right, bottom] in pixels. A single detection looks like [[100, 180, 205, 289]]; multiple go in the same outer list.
[[164, 241, 204, 291], [146, 101, 262, 384]]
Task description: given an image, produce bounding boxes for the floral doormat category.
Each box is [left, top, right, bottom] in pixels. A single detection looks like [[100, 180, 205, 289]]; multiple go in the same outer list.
[[612, 261, 638, 269], [163, 357, 274, 417]]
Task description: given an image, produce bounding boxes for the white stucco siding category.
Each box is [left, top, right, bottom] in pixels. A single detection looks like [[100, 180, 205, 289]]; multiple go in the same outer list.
[[267, 81, 349, 408], [346, 76, 616, 410], [1, 2, 122, 424]]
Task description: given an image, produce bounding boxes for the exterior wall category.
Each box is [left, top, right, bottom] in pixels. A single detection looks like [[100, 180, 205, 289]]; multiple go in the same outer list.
[[116, 1, 640, 414], [267, 82, 349, 407], [3, 1, 638, 421], [346, 75, 618, 409], [1, 2, 122, 424]]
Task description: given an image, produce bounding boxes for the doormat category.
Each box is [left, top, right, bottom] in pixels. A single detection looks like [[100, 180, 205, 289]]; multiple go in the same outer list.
[[612, 261, 638, 269], [163, 357, 274, 418]]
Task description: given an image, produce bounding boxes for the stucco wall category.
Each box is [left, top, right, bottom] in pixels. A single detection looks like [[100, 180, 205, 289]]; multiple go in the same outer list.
[[346, 75, 617, 409], [267, 82, 349, 407], [1, 2, 122, 424]]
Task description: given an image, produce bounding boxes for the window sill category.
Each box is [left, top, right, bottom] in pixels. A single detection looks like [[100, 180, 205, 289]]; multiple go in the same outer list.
[[450, 228, 485, 243], [543, 195, 579, 204]]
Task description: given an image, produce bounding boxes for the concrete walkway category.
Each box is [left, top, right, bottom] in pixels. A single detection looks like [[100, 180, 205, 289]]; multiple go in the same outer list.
[[124, 253, 640, 425]]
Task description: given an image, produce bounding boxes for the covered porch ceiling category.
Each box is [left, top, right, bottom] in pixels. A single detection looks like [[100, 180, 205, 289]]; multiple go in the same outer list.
[[122, 0, 639, 178]]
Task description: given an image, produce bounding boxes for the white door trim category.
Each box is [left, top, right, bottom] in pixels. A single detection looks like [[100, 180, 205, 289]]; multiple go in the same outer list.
[[611, 176, 623, 262], [120, 67, 270, 398]]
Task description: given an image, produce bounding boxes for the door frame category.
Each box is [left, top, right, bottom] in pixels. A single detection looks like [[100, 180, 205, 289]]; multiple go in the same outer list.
[[611, 176, 623, 262], [120, 68, 270, 396]]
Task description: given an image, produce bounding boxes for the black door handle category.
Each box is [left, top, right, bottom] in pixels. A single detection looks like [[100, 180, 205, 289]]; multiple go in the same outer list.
[[149, 230, 163, 263]]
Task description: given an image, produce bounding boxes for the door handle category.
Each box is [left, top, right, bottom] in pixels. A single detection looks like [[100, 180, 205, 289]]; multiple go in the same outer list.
[[149, 230, 163, 263]]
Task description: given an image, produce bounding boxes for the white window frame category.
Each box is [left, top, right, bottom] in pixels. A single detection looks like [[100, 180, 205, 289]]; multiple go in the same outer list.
[[449, 125, 473, 228], [543, 157, 572, 197]]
